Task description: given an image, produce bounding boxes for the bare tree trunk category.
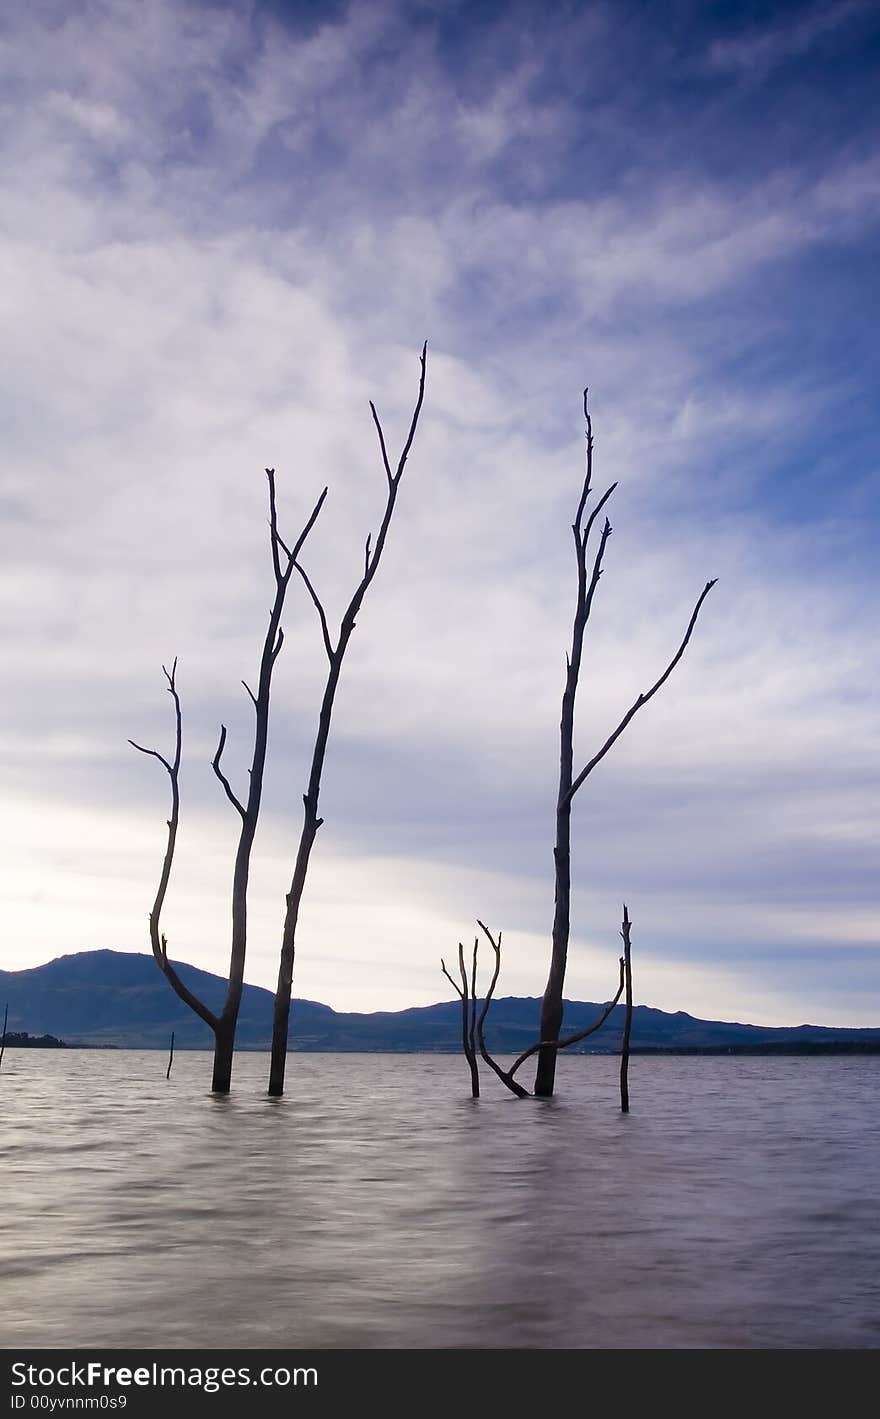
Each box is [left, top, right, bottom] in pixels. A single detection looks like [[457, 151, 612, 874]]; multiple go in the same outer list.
[[166, 1030, 175, 1080], [268, 345, 427, 1097], [534, 391, 715, 1097], [619, 905, 633, 1113]]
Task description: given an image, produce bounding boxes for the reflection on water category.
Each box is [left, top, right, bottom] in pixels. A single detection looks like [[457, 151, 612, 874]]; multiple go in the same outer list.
[[1, 1051, 878, 1348]]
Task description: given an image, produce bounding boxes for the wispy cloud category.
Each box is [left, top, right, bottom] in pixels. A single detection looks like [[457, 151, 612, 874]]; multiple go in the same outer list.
[[706, 0, 868, 77]]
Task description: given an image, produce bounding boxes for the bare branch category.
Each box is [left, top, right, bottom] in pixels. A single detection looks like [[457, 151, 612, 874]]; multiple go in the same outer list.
[[271, 625, 285, 663], [441, 956, 465, 999], [267, 471, 328, 585], [156, 931, 217, 1030], [474, 921, 531, 1099], [290, 485, 330, 562], [212, 723, 246, 819], [392, 340, 428, 485], [128, 740, 173, 775], [457, 941, 469, 999], [471, 916, 624, 1092], [370, 401, 394, 485], [242, 680, 258, 710], [582, 515, 613, 627], [364, 532, 372, 576], [508, 957, 625, 1079], [565, 578, 718, 807], [370, 341, 428, 490], [266, 468, 283, 584], [293, 562, 335, 664], [443, 940, 480, 1096], [582, 483, 617, 556], [130, 664, 218, 1033], [572, 388, 593, 541]]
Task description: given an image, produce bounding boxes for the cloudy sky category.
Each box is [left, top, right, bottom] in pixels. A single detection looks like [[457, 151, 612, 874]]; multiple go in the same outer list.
[[1, 0, 878, 1027]]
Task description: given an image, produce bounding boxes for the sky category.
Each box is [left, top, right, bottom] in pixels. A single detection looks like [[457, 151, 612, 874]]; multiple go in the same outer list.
[[1, 0, 878, 1026]]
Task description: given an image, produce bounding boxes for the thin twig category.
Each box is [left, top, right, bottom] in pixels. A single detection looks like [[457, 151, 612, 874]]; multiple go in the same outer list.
[[370, 403, 394, 485], [266, 468, 283, 583], [0, 1002, 7, 1071], [441, 957, 465, 998], [294, 562, 336, 663], [212, 724, 246, 818]]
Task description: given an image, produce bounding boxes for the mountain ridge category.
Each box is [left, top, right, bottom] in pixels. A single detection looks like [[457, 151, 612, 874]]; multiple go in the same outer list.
[[2, 949, 879, 1053]]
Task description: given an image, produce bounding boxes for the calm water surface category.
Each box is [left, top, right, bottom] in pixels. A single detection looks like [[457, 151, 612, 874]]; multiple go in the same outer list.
[[1, 1051, 878, 1348]]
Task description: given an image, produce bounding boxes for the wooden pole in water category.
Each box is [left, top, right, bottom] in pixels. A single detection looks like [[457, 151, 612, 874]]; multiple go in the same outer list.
[[620, 905, 633, 1113], [166, 1030, 175, 1080], [0, 1002, 7, 1072]]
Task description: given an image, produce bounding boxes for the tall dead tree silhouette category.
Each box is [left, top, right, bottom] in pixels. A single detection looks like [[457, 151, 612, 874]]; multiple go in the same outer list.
[[534, 392, 715, 1097], [130, 474, 327, 1093], [131, 348, 427, 1096], [267, 343, 428, 1097]]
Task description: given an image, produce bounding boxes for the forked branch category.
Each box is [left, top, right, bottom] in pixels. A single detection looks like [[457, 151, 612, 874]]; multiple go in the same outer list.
[[564, 577, 717, 807]]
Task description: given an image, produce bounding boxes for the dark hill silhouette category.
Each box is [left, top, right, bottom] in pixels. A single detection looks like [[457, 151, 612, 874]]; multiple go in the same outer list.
[[1, 950, 879, 1052]]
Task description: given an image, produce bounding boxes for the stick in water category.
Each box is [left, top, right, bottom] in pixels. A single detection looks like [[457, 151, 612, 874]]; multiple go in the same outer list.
[[166, 1030, 175, 1080], [0, 1003, 7, 1072], [620, 906, 633, 1113]]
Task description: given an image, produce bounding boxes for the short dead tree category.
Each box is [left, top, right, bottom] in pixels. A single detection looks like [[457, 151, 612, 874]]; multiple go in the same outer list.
[[443, 913, 634, 1106]]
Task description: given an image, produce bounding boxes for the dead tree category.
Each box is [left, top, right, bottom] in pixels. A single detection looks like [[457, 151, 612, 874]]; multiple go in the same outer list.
[[620, 905, 633, 1113], [267, 344, 428, 1097], [473, 920, 624, 1098], [130, 474, 327, 1093], [442, 939, 480, 1096], [534, 392, 715, 1097]]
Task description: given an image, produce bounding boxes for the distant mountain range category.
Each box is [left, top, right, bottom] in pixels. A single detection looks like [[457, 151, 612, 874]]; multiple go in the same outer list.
[[2, 950, 879, 1054]]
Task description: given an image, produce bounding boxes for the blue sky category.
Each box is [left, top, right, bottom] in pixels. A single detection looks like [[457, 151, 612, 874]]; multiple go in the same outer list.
[[1, 0, 878, 1024]]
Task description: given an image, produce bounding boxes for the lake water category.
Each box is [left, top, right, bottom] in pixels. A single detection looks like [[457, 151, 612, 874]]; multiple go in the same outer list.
[[1, 1050, 878, 1349]]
